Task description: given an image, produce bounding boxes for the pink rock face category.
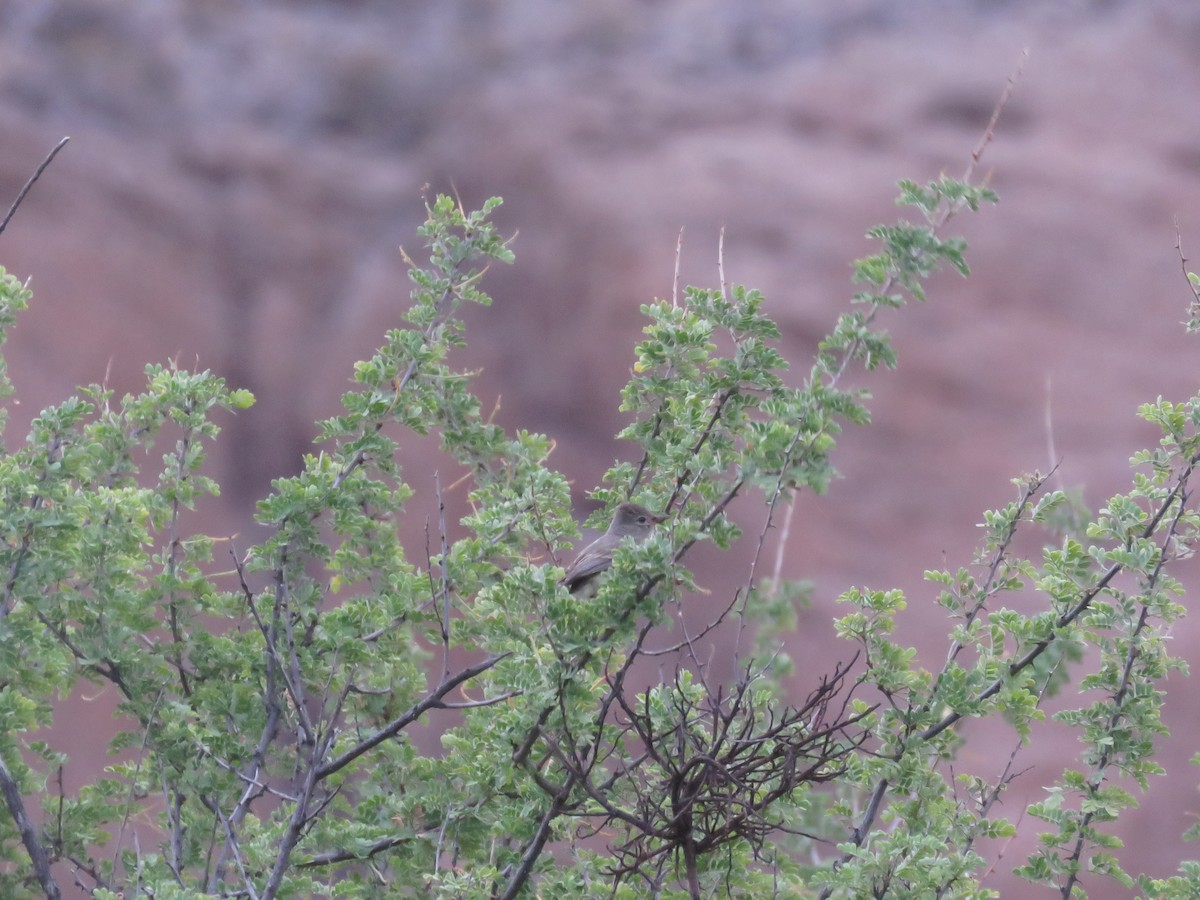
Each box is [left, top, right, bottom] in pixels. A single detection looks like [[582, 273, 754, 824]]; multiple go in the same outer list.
[[2, 2, 1200, 895]]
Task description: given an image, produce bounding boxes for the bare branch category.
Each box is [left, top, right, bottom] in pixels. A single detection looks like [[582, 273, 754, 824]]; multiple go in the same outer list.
[[498, 773, 579, 900], [0, 136, 69, 238], [717, 226, 729, 303], [965, 49, 1027, 179], [202, 794, 260, 900], [317, 653, 508, 780], [673, 226, 684, 308]]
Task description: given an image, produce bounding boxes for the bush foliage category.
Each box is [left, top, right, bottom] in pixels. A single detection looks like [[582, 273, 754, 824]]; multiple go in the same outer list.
[[2, 144, 1200, 899]]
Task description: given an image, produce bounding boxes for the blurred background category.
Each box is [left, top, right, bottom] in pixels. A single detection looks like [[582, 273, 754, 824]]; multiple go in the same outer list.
[[2, 1, 1200, 895]]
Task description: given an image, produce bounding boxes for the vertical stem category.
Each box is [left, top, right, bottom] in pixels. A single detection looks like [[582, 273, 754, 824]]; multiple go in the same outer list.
[[0, 752, 62, 900]]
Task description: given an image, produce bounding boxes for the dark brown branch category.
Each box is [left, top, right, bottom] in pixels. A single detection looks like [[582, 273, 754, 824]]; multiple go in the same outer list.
[[317, 652, 508, 780], [498, 772, 579, 900], [261, 702, 344, 900], [225, 542, 285, 805], [0, 136, 69, 238], [0, 751, 61, 899], [299, 829, 433, 868]]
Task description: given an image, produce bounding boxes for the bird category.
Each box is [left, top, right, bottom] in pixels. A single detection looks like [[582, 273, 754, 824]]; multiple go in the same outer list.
[[560, 502, 666, 597]]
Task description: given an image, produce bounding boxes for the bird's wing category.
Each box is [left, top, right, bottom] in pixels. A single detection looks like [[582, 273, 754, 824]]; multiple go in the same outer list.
[[560, 545, 613, 590]]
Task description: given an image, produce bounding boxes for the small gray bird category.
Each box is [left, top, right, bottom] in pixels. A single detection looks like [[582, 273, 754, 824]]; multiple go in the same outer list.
[[560, 502, 666, 597]]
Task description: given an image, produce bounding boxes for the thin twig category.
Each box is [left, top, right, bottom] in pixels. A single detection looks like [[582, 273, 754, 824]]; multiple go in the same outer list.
[[0, 136, 69, 237], [1044, 375, 1065, 492], [965, 50, 1026, 177], [113, 689, 166, 882], [673, 227, 684, 308], [717, 226, 729, 303], [1175, 219, 1200, 314], [435, 471, 453, 678], [768, 498, 797, 598], [205, 796, 260, 900]]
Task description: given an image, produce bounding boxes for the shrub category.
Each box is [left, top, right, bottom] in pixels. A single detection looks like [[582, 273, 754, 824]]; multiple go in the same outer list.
[[2, 126, 1199, 900]]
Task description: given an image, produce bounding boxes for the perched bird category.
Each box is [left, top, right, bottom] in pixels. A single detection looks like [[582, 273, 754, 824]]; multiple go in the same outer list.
[[560, 502, 666, 597]]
